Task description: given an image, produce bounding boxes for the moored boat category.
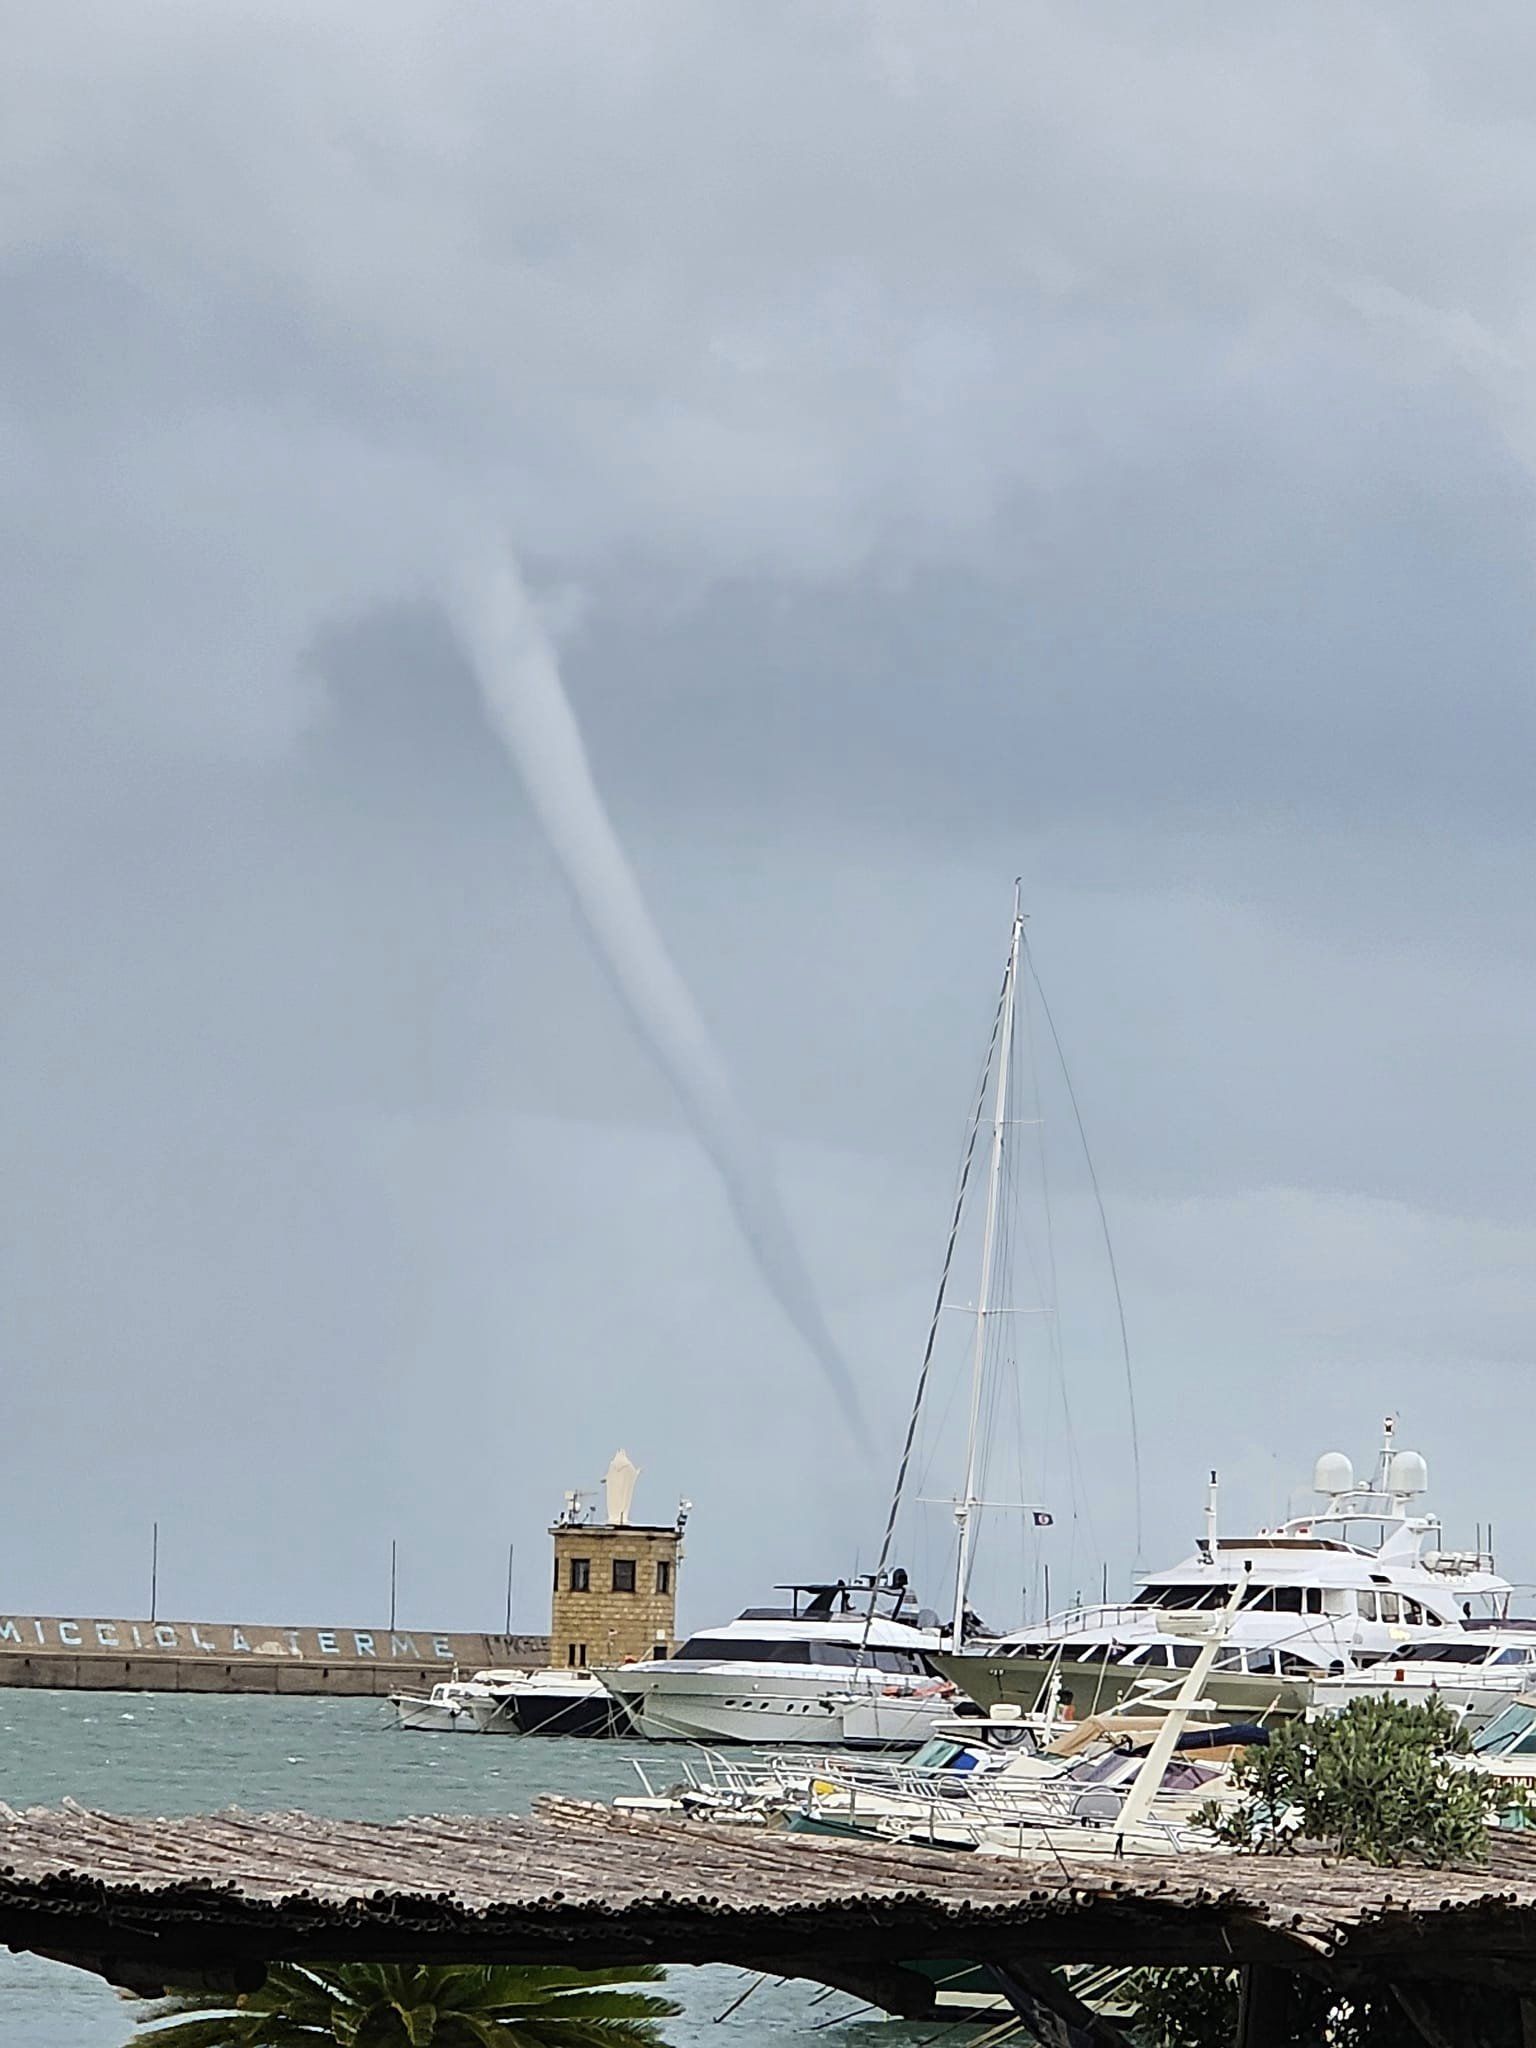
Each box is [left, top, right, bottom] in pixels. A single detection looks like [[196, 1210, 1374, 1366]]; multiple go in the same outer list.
[[933, 1421, 1516, 1723], [594, 1574, 945, 1746], [468, 1668, 629, 1738], [387, 1668, 528, 1733], [1309, 1624, 1536, 1729]]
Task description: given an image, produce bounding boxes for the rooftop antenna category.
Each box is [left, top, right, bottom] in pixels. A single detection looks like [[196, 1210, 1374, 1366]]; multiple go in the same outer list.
[[1375, 1413, 1397, 1496], [1199, 1471, 1218, 1559]]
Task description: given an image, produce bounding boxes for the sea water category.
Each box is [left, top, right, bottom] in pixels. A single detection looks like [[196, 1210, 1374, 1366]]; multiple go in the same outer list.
[[0, 1692, 929, 2044]]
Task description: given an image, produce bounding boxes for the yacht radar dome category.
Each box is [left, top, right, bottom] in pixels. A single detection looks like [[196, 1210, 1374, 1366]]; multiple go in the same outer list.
[[1388, 1449, 1429, 1498], [1313, 1452, 1354, 1497]]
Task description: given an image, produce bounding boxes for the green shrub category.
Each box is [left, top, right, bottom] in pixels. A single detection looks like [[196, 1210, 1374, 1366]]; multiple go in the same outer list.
[[1214, 1694, 1494, 1866]]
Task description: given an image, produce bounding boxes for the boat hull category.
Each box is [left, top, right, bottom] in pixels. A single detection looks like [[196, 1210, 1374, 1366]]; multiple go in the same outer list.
[[1309, 1671, 1530, 1729], [470, 1683, 628, 1739], [836, 1693, 959, 1749], [388, 1695, 484, 1734], [931, 1653, 1311, 1724], [597, 1668, 849, 1744], [597, 1667, 951, 1748]]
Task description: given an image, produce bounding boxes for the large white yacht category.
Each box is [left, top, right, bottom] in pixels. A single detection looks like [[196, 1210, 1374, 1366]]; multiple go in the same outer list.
[[932, 1420, 1516, 1719], [1307, 1625, 1536, 1728], [595, 1574, 948, 1746]]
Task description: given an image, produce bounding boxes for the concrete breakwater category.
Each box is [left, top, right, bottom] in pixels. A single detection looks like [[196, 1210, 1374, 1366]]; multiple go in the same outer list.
[[0, 1615, 551, 1695]]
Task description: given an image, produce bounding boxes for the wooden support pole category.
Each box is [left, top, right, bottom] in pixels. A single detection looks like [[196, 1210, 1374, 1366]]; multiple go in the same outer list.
[[1396, 1982, 1536, 2048], [1235, 1964, 1299, 2048], [987, 1961, 1136, 2048]]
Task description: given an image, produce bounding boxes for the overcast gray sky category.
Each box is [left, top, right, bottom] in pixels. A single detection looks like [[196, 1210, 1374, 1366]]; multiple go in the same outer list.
[[5, 1, 1536, 1635]]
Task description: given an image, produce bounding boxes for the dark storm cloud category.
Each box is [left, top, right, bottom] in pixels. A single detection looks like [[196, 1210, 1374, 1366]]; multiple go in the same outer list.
[[5, 1, 1536, 1624]]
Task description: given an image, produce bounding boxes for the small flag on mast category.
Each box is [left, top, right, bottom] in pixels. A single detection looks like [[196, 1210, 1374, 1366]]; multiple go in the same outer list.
[[1032, 1510, 1054, 1527]]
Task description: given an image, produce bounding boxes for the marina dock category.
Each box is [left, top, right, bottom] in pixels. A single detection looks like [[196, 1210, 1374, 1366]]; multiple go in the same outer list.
[[4, 1797, 1536, 2042]]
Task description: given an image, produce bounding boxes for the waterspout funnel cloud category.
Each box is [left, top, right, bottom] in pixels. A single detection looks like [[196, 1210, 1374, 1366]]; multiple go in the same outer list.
[[449, 550, 868, 1444]]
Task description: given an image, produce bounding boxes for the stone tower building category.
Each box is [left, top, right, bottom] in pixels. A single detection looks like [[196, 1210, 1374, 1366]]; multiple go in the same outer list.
[[548, 1450, 683, 1670]]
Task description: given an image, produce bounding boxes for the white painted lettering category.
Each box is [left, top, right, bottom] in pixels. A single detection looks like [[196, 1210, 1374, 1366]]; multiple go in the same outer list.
[[131, 1626, 144, 1648], [32, 1620, 44, 1644], [190, 1627, 215, 1651], [58, 1621, 81, 1646], [155, 1625, 179, 1649], [432, 1636, 451, 1659], [316, 1631, 337, 1654], [353, 1633, 375, 1657], [95, 1623, 119, 1648], [389, 1634, 417, 1658], [0, 1619, 21, 1643], [284, 1632, 302, 1655], [232, 1629, 251, 1653]]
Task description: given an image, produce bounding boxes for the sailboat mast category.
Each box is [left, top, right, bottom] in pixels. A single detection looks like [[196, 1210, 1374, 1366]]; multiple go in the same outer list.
[[951, 886, 1023, 1644]]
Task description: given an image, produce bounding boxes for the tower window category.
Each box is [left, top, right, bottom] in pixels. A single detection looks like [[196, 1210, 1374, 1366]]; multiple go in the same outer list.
[[655, 1560, 672, 1595], [569, 1557, 591, 1592], [612, 1558, 637, 1594]]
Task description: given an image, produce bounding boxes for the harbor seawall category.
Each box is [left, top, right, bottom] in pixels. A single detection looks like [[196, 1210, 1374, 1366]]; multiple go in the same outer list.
[[0, 1616, 551, 1695]]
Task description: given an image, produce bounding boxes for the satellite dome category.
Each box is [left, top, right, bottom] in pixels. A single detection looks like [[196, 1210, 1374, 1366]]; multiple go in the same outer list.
[[1313, 1452, 1354, 1497], [1388, 1449, 1429, 1498]]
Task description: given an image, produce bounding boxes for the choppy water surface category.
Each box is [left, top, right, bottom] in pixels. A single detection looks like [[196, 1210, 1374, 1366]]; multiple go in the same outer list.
[[0, 1692, 928, 2045]]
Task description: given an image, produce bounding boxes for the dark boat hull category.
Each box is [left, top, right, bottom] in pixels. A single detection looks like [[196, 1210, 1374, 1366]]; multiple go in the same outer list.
[[506, 1688, 629, 1739]]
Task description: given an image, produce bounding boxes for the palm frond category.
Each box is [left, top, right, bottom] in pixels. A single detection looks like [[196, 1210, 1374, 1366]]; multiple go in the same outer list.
[[129, 1958, 678, 2047]]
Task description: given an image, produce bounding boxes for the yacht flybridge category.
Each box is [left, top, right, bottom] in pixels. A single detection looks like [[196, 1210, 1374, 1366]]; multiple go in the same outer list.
[[933, 1419, 1516, 1721]]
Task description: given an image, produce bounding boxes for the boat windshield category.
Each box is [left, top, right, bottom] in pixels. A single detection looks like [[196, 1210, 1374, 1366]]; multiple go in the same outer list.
[[1395, 1644, 1496, 1665], [909, 1740, 980, 1773], [1475, 1702, 1536, 1756], [671, 1636, 930, 1672], [1073, 1750, 1215, 1792]]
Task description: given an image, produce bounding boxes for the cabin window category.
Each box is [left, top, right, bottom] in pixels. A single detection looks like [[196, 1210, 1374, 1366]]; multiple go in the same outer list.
[[814, 1642, 858, 1667], [1305, 1588, 1324, 1614], [1355, 1590, 1378, 1620], [674, 1637, 817, 1664], [1244, 1586, 1304, 1613], [655, 1560, 672, 1595], [1277, 1652, 1325, 1676], [569, 1557, 591, 1593], [1401, 1644, 1492, 1665], [1149, 1584, 1232, 1611], [1378, 1592, 1401, 1622], [652, 1642, 668, 1660], [612, 1559, 637, 1594], [872, 1648, 928, 1674]]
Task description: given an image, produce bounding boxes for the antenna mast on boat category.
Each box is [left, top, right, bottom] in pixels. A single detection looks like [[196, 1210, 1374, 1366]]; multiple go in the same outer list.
[[951, 883, 1023, 1645]]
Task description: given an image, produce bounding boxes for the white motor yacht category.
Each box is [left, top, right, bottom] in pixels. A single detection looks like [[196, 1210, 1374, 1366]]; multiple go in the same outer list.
[[387, 1668, 528, 1733], [934, 1420, 1516, 1720], [1464, 1695, 1536, 1794], [594, 1574, 946, 1746], [1310, 1626, 1536, 1728]]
